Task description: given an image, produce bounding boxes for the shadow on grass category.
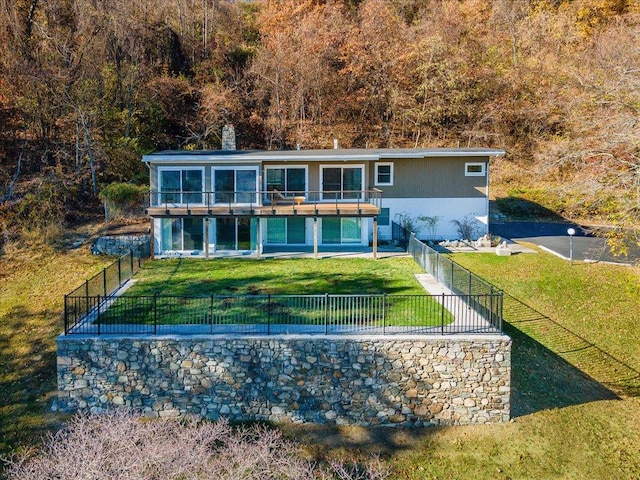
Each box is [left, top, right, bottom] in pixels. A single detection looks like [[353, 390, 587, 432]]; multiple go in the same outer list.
[[503, 293, 639, 417], [0, 306, 65, 462]]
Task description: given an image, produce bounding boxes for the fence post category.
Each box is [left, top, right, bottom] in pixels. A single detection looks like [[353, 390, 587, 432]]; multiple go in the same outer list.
[[85, 279, 89, 298], [450, 261, 454, 291], [64, 294, 68, 334], [209, 294, 214, 334], [490, 286, 494, 329], [97, 295, 101, 336], [103, 268, 107, 298], [118, 256, 122, 287], [130, 250, 134, 278], [267, 294, 271, 335], [382, 293, 386, 335], [153, 293, 158, 335], [324, 293, 329, 335], [441, 293, 445, 335]]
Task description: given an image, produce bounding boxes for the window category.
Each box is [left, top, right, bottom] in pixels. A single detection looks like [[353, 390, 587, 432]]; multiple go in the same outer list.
[[158, 168, 204, 204], [213, 167, 258, 204], [375, 162, 393, 186], [265, 166, 306, 195], [378, 208, 390, 226], [160, 218, 204, 252], [266, 217, 306, 244], [465, 162, 486, 176], [320, 165, 364, 200], [322, 218, 361, 244]]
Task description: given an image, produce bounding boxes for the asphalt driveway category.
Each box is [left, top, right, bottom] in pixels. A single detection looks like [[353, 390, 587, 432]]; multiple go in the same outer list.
[[490, 222, 638, 265]]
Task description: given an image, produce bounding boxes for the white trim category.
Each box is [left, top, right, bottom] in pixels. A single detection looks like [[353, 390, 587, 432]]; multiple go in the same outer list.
[[374, 162, 394, 186], [465, 162, 486, 176]]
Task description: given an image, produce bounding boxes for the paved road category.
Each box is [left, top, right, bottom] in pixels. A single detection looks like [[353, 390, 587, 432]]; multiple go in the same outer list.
[[490, 221, 639, 265]]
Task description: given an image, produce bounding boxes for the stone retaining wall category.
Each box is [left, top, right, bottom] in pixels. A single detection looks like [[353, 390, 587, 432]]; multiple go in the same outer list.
[[57, 335, 511, 426], [91, 235, 150, 257]]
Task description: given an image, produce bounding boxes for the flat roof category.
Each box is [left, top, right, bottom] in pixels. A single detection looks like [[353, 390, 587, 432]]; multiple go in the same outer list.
[[142, 147, 506, 163]]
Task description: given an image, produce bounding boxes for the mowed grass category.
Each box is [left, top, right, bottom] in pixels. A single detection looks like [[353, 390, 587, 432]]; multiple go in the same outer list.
[[124, 256, 427, 296], [3, 242, 640, 479], [103, 256, 444, 327]]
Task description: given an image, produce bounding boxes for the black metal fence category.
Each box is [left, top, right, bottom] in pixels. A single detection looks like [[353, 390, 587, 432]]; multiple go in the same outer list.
[[64, 251, 143, 334], [64, 292, 501, 336], [404, 230, 503, 332]]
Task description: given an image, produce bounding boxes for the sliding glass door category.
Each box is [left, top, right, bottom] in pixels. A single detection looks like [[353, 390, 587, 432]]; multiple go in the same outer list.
[[320, 165, 364, 200], [215, 218, 257, 251], [160, 218, 204, 252], [213, 167, 258, 204]]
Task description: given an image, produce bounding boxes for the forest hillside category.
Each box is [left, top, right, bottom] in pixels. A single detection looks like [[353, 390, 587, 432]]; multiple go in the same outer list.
[[1, 0, 638, 251]]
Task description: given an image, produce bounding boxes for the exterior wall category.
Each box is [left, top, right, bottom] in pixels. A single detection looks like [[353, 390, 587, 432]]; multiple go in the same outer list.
[[57, 334, 511, 427], [376, 197, 489, 241], [369, 157, 488, 199]]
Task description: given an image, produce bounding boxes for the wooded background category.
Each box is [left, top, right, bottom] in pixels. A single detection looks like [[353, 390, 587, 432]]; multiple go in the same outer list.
[[0, 0, 638, 248]]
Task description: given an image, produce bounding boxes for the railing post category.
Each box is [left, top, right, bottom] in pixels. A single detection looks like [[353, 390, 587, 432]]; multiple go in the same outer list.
[[382, 293, 386, 335], [154, 293, 158, 335], [324, 293, 329, 335], [209, 294, 214, 334], [490, 286, 494, 329], [97, 295, 101, 336], [64, 294, 68, 334], [441, 293, 445, 335], [267, 294, 271, 336]]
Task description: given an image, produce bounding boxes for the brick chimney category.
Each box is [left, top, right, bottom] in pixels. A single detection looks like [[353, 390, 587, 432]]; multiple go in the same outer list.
[[221, 124, 236, 151]]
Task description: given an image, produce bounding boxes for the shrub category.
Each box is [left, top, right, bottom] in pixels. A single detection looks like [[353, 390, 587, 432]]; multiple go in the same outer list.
[[450, 214, 481, 240], [3, 411, 389, 480], [99, 182, 147, 221]]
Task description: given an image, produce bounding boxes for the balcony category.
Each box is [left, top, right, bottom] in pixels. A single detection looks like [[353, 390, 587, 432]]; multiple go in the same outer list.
[[145, 189, 382, 218]]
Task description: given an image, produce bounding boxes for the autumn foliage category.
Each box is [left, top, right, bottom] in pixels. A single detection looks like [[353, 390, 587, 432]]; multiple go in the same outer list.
[[0, 0, 638, 243]]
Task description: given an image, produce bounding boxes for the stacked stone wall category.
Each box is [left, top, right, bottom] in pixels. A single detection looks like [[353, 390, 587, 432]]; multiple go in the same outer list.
[[57, 335, 511, 426]]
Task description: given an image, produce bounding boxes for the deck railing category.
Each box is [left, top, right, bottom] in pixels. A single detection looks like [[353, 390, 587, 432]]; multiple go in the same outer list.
[[63, 292, 502, 336], [146, 189, 383, 211]]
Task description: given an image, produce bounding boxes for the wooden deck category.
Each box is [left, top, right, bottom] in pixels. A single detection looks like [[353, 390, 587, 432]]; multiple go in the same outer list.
[[146, 202, 380, 218]]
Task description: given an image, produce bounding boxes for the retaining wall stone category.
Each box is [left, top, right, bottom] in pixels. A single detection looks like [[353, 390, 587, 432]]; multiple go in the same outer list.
[[57, 334, 511, 426]]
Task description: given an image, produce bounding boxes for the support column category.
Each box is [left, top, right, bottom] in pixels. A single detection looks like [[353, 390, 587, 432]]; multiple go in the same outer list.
[[257, 218, 262, 259], [204, 218, 210, 259], [313, 217, 318, 259], [150, 218, 155, 258], [373, 216, 378, 260]]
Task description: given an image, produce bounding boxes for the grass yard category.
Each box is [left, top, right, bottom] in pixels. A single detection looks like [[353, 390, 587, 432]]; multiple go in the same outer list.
[[2, 241, 640, 479], [0, 244, 112, 460], [98, 256, 452, 328], [124, 256, 427, 296]]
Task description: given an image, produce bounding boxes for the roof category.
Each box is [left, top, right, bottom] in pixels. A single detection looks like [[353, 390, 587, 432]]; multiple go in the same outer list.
[[142, 147, 506, 163]]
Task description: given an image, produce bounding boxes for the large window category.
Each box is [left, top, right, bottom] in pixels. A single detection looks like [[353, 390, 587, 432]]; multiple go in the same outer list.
[[265, 217, 306, 244], [213, 167, 258, 204], [374, 162, 393, 186], [160, 218, 204, 252], [159, 168, 204, 204], [265, 166, 306, 195], [322, 218, 361, 244], [321, 165, 364, 200]]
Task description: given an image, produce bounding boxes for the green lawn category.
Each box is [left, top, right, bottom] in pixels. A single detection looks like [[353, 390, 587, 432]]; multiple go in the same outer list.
[[3, 243, 640, 479], [100, 257, 452, 327]]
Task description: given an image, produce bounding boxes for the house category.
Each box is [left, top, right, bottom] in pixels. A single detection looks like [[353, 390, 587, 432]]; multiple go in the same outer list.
[[142, 145, 505, 258]]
